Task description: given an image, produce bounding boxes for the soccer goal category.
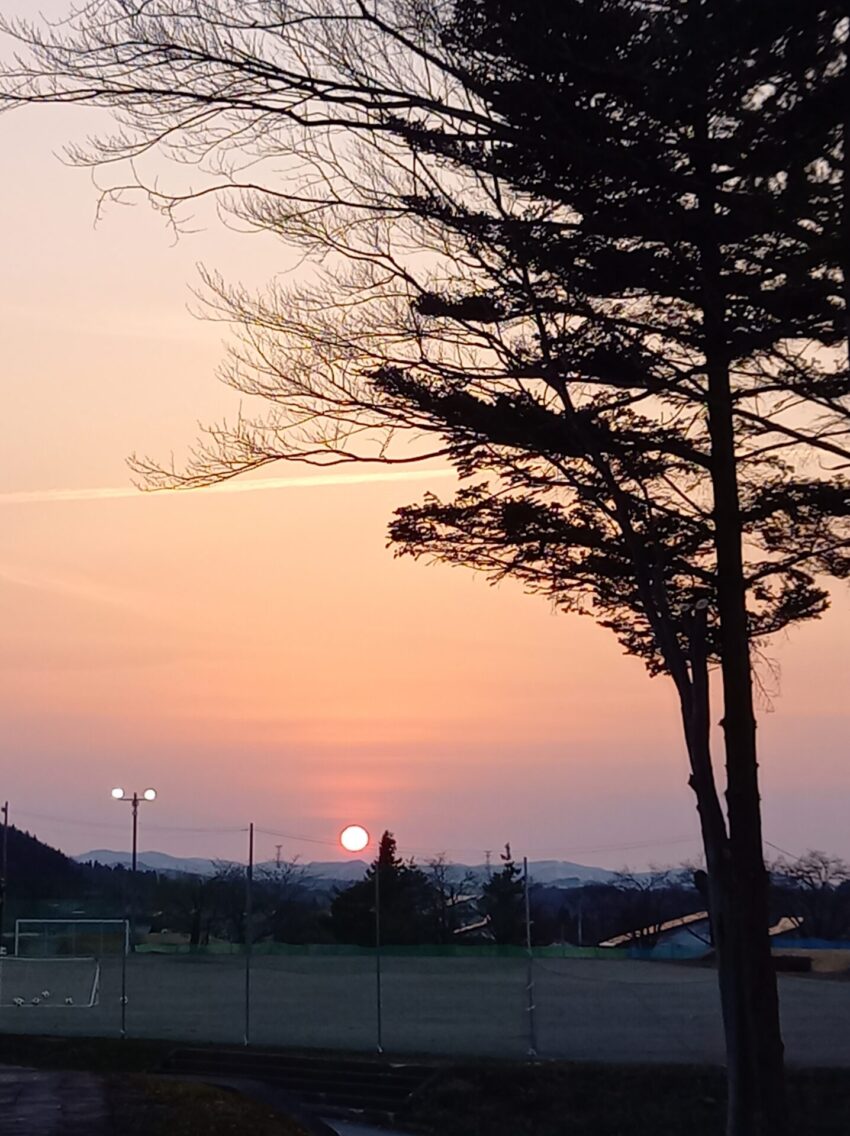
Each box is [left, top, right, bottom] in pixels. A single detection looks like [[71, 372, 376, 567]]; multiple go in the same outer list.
[[0, 956, 101, 1008], [14, 919, 129, 959]]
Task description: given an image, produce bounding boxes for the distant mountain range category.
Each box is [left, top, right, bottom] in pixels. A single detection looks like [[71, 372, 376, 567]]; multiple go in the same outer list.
[[74, 848, 623, 888]]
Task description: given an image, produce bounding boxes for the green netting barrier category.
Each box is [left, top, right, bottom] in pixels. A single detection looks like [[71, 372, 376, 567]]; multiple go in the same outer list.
[[135, 940, 630, 960]]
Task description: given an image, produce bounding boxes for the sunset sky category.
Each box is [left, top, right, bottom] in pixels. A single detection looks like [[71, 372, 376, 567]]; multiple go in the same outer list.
[[0, 10, 847, 870]]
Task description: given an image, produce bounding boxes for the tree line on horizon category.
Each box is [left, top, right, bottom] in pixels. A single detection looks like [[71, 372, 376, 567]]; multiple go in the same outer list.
[[4, 825, 849, 953]]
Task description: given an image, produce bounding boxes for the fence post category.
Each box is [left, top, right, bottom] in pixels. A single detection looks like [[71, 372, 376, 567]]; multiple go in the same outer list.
[[524, 856, 538, 1058], [244, 823, 254, 1047], [375, 866, 383, 1054], [120, 929, 127, 1039]]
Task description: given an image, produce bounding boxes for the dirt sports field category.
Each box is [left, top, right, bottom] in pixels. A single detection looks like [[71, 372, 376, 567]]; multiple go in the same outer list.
[[1, 954, 848, 1066]]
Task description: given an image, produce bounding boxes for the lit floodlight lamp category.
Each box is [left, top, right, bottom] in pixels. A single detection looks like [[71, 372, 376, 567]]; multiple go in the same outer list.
[[340, 824, 369, 853], [110, 784, 158, 954]]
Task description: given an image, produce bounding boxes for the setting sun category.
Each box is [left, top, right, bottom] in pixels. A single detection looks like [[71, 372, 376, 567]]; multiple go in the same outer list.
[[339, 825, 369, 854]]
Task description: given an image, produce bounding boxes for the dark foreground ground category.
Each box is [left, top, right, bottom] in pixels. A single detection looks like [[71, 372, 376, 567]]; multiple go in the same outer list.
[[0, 1034, 848, 1135], [405, 1062, 850, 1136], [109, 1076, 310, 1136], [0, 1063, 310, 1136]]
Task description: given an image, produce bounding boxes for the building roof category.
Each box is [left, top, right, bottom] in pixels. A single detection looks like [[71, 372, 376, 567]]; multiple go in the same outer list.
[[600, 910, 708, 948], [600, 911, 802, 948]]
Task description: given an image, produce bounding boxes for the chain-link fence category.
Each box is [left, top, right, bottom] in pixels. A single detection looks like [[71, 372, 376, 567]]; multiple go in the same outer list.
[[2, 942, 850, 1066]]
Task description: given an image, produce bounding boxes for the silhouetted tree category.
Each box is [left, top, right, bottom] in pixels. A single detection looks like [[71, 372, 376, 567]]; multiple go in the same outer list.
[[424, 854, 477, 943], [330, 831, 433, 946], [772, 851, 850, 942], [480, 844, 525, 945], [609, 870, 706, 949], [2, 826, 82, 904], [256, 861, 327, 944], [520, 885, 576, 948], [206, 862, 250, 944], [152, 874, 216, 945], [4, 6, 850, 1130]]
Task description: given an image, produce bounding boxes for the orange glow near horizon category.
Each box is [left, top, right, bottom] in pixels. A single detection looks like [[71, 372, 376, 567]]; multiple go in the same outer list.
[[0, 89, 848, 872]]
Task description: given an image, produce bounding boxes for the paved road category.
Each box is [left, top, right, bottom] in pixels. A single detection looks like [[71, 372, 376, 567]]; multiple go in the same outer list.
[[0, 1066, 110, 1135]]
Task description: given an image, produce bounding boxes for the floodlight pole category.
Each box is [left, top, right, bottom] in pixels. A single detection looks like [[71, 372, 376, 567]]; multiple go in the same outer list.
[[111, 790, 156, 954], [128, 793, 141, 951], [131, 794, 139, 876]]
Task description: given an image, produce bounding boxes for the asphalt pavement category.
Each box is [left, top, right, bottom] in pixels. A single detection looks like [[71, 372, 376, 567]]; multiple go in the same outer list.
[[0, 1066, 110, 1135], [0, 1065, 406, 1136]]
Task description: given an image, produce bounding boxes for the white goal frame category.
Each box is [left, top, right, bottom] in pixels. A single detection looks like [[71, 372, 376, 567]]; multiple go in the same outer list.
[[0, 956, 101, 1008], [14, 918, 129, 958]]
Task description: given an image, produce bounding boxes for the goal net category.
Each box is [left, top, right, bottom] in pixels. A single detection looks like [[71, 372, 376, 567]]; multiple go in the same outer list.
[[14, 919, 129, 959], [0, 957, 100, 1008]]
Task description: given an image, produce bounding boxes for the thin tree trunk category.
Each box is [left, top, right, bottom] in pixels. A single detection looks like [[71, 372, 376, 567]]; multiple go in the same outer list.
[[681, 608, 741, 1130], [702, 298, 786, 1135], [190, 902, 201, 947]]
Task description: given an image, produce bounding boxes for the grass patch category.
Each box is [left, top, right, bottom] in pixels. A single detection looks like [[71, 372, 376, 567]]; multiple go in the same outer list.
[[108, 1075, 310, 1136], [402, 1062, 850, 1136]]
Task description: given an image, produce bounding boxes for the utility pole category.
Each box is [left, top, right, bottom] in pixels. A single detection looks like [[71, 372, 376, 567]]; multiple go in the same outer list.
[[275, 844, 282, 869], [484, 850, 492, 879], [0, 801, 8, 956]]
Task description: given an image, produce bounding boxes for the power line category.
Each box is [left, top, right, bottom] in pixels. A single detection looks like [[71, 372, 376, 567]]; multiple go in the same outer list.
[[253, 828, 700, 858], [146, 824, 249, 834], [764, 839, 799, 860], [9, 807, 800, 865], [255, 827, 340, 847], [13, 808, 246, 835], [13, 810, 127, 831], [393, 834, 702, 860]]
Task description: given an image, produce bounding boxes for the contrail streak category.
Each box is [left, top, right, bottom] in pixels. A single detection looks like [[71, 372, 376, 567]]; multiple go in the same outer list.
[[0, 467, 456, 506]]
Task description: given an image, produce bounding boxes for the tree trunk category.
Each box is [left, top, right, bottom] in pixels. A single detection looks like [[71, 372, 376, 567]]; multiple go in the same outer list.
[[681, 608, 754, 1136], [190, 904, 201, 947], [674, 416, 786, 1136], [702, 306, 786, 1135]]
